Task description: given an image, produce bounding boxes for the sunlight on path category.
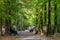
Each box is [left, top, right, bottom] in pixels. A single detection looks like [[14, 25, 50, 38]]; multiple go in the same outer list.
[[17, 35, 51, 40], [0, 31, 52, 40]]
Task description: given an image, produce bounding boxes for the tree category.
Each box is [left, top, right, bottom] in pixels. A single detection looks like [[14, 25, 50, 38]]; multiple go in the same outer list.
[[44, 4, 47, 26], [47, 0, 51, 36], [54, 1, 57, 35], [4, 0, 19, 35], [40, 9, 44, 35], [36, 9, 38, 28], [4, 0, 11, 35], [0, 18, 3, 35]]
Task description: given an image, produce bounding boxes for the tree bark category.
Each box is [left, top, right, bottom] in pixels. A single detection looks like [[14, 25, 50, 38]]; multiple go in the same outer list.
[[5, 0, 11, 35], [40, 9, 43, 35], [36, 9, 38, 27], [47, 0, 51, 36], [5, 19, 11, 35], [44, 4, 47, 26], [54, 3, 57, 35], [16, 17, 20, 31], [0, 18, 3, 36]]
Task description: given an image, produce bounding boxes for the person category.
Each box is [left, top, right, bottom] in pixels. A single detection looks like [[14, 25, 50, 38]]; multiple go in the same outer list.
[[29, 26, 35, 32], [9, 26, 18, 35], [2, 27, 5, 35], [34, 28, 38, 34], [12, 28, 18, 35]]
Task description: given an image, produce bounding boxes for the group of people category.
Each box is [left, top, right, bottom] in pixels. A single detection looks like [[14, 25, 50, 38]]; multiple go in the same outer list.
[[1, 26, 39, 36], [0, 27, 18, 36], [9, 26, 38, 35]]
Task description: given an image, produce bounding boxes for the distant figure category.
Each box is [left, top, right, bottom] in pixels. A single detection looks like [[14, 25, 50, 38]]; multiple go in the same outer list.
[[29, 26, 38, 34], [29, 26, 35, 32], [9, 27, 18, 35], [2, 27, 5, 35], [43, 26, 47, 35], [34, 28, 38, 34]]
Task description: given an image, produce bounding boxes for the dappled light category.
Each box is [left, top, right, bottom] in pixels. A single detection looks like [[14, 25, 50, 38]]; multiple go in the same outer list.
[[0, 0, 60, 40]]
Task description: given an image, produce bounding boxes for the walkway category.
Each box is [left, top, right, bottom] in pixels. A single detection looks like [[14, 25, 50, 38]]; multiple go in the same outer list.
[[17, 31, 51, 40], [1, 31, 51, 40]]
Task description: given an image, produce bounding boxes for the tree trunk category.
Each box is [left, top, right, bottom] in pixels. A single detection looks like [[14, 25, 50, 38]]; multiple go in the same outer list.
[[16, 17, 20, 31], [54, 3, 57, 35], [36, 9, 38, 27], [47, 0, 51, 36], [5, 10, 11, 35], [40, 9, 43, 35], [0, 18, 3, 36], [5, 19, 11, 35], [43, 4, 47, 35], [5, 0, 11, 35], [44, 4, 47, 26]]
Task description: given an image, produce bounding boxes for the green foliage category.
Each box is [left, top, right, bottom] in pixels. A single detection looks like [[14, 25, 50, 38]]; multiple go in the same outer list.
[[0, 0, 60, 32]]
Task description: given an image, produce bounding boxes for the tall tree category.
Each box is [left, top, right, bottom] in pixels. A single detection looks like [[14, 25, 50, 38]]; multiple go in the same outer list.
[[47, 0, 51, 36], [43, 4, 47, 35], [40, 9, 43, 35], [4, 0, 19, 35], [36, 9, 38, 28], [0, 18, 3, 35], [5, 0, 11, 35], [44, 4, 47, 26], [54, 1, 57, 35]]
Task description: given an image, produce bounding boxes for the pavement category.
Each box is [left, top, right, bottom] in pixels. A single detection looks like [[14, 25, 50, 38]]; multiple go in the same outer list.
[[0, 31, 52, 40], [16, 31, 51, 40]]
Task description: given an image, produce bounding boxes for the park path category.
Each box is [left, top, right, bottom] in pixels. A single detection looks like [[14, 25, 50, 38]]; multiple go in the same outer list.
[[17, 35, 50, 40], [1, 31, 51, 40], [16, 31, 51, 40]]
